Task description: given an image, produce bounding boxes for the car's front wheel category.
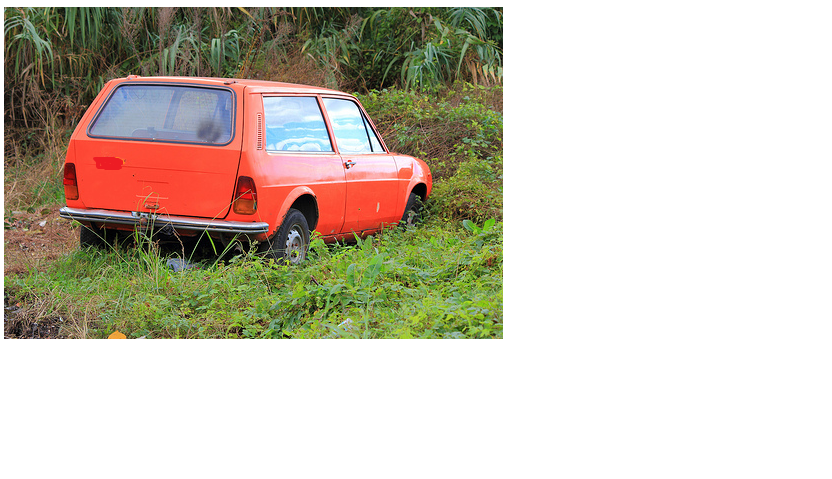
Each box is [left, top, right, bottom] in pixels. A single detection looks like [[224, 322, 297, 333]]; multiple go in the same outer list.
[[259, 208, 310, 264], [400, 192, 424, 228]]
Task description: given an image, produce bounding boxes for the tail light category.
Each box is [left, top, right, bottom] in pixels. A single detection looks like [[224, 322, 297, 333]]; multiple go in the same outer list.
[[233, 176, 257, 215], [63, 163, 79, 200]]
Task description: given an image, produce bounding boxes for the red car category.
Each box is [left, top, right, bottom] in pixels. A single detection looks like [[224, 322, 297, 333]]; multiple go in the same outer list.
[[59, 76, 432, 263]]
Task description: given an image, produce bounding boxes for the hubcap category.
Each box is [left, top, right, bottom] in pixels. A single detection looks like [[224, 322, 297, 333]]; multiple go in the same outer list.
[[405, 209, 417, 227], [284, 226, 305, 263]]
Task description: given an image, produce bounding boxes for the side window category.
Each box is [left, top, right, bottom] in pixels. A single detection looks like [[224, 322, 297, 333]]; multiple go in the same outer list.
[[323, 98, 385, 154], [362, 113, 385, 153], [262, 96, 333, 152]]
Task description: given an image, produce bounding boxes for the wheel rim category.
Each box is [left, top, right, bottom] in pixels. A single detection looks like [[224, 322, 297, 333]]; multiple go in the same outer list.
[[284, 225, 306, 263], [405, 206, 420, 227]]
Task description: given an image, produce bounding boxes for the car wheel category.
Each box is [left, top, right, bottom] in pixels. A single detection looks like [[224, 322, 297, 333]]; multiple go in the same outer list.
[[260, 208, 310, 264], [400, 192, 424, 228], [79, 225, 112, 249]]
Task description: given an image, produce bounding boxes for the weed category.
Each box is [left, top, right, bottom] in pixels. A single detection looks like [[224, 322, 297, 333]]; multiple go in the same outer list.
[[428, 156, 503, 223], [357, 85, 502, 180], [5, 213, 502, 339]]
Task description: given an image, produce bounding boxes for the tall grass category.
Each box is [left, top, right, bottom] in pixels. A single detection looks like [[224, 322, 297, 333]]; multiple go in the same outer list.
[[3, 7, 502, 157], [301, 7, 502, 92], [3, 125, 71, 212]]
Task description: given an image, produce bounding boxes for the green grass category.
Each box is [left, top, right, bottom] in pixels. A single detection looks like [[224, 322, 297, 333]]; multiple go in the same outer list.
[[5, 216, 502, 338]]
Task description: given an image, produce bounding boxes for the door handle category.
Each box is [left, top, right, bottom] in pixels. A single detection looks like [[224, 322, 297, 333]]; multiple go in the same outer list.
[[344, 159, 356, 169]]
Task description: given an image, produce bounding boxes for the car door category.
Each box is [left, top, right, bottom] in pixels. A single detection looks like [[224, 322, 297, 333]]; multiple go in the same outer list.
[[322, 97, 399, 233], [259, 95, 346, 236]]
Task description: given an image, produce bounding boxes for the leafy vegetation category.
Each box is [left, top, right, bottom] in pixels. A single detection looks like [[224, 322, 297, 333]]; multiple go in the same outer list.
[[3, 8, 503, 339], [359, 84, 503, 223], [4, 6, 502, 155], [302, 7, 502, 91], [6, 216, 502, 339]]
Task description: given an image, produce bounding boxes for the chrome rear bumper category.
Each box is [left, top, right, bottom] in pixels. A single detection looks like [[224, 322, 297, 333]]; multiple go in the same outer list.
[[59, 207, 269, 235]]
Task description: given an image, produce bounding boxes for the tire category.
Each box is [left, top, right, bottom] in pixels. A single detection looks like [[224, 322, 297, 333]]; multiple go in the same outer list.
[[259, 208, 310, 264], [400, 192, 424, 228], [79, 225, 111, 249]]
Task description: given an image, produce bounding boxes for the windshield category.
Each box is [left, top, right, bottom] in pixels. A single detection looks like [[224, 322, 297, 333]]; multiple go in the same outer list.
[[88, 84, 235, 145]]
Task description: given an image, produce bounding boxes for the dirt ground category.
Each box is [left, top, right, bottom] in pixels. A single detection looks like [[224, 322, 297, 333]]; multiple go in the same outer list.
[[4, 206, 77, 338], [4, 207, 77, 272]]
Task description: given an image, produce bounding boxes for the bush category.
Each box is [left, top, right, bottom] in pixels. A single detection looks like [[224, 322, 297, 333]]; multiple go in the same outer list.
[[428, 156, 503, 223], [357, 84, 502, 180], [358, 85, 502, 223]]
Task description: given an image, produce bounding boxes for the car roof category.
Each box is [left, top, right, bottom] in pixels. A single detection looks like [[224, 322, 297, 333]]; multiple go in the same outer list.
[[113, 76, 351, 97]]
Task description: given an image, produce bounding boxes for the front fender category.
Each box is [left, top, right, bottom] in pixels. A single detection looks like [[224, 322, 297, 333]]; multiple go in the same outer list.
[[412, 157, 432, 198], [395, 156, 432, 219]]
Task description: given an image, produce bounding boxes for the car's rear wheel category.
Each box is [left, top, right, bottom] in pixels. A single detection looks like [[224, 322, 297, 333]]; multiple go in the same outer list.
[[260, 208, 310, 264], [79, 224, 113, 249], [400, 192, 424, 227]]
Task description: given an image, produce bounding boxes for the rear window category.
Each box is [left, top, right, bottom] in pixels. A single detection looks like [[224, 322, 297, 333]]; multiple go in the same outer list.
[[88, 84, 234, 145]]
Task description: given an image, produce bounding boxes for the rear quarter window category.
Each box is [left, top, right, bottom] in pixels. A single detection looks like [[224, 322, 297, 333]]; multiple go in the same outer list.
[[88, 84, 234, 144]]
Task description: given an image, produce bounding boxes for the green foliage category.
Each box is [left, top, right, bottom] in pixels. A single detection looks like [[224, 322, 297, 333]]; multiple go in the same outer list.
[[5, 216, 503, 339], [4, 8, 56, 84], [399, 10, 502, 91], [3, 7, 502, 155], [429, 156, 503, 223], [357, 84, 502, 179], [355, 85, 503, 223], [300, 7, 502, 92]]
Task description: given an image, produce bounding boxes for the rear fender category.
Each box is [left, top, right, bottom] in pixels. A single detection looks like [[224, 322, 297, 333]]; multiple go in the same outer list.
[[273, 186, 317, 235]]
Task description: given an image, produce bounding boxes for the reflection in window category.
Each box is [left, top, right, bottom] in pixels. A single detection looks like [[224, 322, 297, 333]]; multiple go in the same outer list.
[[263, 97, 333, 152], [363, 114, 384, 153], [323, 98, 385, 154]]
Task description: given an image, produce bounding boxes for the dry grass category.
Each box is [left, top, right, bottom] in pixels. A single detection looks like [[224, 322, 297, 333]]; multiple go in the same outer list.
[[4, 162, 62, 213], [4, 127, 69, 213], [446, 82, 503, 113], [251, 41, 334, 89], [4, 279, 103, 338]]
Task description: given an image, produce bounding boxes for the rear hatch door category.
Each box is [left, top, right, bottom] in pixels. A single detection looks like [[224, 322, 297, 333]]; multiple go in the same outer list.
[[72, 82, 243, 219]]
